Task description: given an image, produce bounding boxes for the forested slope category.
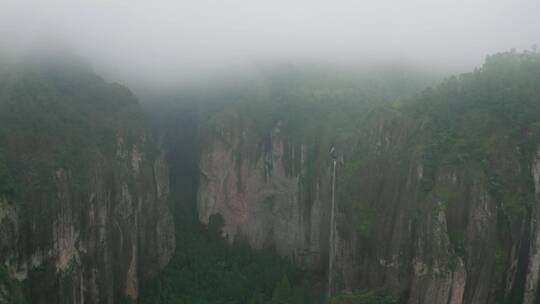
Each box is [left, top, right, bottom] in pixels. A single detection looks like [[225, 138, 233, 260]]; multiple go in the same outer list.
[[0, 55, 175, 303]]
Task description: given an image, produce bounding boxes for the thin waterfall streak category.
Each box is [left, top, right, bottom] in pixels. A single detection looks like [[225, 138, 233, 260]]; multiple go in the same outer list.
[[328, 159, 337, 297]]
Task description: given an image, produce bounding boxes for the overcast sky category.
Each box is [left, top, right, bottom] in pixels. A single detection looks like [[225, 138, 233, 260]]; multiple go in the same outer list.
[[1, 0, 539, 88]]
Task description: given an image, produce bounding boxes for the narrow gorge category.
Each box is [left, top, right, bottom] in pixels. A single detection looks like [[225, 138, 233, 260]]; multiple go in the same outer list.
[[0, 50, 539, 304]]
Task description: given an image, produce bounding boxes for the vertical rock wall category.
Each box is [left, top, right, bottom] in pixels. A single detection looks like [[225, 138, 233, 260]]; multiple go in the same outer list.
[[198, 109, 540, 304], [198, 117, 332, 269], [0, 137, 175, 304]]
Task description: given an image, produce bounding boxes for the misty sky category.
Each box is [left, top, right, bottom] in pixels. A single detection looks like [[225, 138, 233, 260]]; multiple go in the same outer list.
[[1, 0, 539, 88]]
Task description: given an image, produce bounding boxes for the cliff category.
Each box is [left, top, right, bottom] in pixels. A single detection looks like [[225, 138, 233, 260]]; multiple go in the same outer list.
[[197, 51, 540, 303], [0, 58, 175, 303], [198, 115, 332, 268]]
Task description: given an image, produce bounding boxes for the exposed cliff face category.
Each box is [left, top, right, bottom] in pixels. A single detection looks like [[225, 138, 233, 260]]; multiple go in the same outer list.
[[198, 115, 332, 268], [0, 60, 175, 303], [20, 141, 174, 304], [331, 115, 505, 304], [198, 112, 539, 304], [197, 53, 540, 304], [524, 149, 540, 304]]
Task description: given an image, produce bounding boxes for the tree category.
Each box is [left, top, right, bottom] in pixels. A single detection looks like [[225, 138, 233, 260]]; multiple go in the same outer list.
[[291, 286, 305, 304], [329, 290, 397, 304], [271, 275, 293, 304]]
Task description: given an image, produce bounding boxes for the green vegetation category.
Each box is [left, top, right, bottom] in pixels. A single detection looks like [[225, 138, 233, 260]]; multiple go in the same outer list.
[[329, 290, 397, 304], [269, 275, 304, 304], [137, 214, 311, 304], [196, 64, 437, 145], [0, 267, 29, 304], [409, 51, 540, 222], [337, 50, 540, 234], [351, 205, 377, 238], [0, 149, 17, 199], [0, 58, 145, 200]]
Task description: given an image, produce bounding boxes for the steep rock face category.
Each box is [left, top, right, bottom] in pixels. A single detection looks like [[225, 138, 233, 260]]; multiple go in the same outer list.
[[331, 116, 504, 304], [196, 52, 540, 304], [524, 148, 540, 304], [0, 61, 175, 303], [198, 116, 332, 268], [197, 109, 539, 304]]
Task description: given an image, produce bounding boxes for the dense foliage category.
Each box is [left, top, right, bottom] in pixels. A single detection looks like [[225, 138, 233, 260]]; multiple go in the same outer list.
[[337, 50, 540, 235], [410, 51, 540, 217], [0, 56, 144, 201], [0, 267, 29, 304], [329, 290, 397, 304]]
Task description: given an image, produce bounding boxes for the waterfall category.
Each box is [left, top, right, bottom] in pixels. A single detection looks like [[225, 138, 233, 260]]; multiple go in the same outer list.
[[327, 158, 337, 297]]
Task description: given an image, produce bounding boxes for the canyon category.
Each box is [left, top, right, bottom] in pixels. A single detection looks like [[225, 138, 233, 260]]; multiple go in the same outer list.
[[1, 51, 539, 304]]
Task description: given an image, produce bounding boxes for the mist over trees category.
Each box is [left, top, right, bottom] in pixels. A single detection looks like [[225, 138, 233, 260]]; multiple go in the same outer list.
[[1, 0, 540, 304], [1, 0, 539, 90]]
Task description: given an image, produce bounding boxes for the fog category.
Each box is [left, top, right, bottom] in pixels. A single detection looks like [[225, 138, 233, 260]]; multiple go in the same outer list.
[[1, 0, 539, 90]]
